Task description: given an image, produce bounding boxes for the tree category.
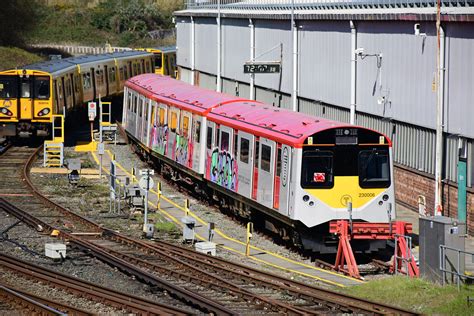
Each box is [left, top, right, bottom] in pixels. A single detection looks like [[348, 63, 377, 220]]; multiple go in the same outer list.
[[0, 0, 37, 46]]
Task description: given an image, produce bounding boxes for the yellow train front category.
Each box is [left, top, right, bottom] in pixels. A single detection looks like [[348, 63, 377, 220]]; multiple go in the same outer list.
[[138, 46, 177, 78], [0, 51, 154, 137]]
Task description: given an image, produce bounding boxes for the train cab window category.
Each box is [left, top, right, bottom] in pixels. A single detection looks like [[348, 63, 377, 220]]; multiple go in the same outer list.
[[155, 54, 162, 69], [20, 77, 31, 98], [240, 138, 249, 163], [83, 73, 91, 90], [221, 131, 229, 152], [206, 126, 213, 150], [358, 149, 390, 188], [301, 150, 334, 189], [261, 144, 271, 173], [0, 75, 18, 98]]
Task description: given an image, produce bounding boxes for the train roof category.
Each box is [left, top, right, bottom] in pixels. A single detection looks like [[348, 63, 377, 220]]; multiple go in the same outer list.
[[126, 74, 391, 147], [18, 51, 152, 74], [126, 74, 242, 114], [148, 45, 176, 53]]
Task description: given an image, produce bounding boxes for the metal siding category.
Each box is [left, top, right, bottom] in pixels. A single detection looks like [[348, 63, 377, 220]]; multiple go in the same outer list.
[[195, 18, 217, 74], [222, 19, 250, 83], [468, 141, 473, 187], [177, 18, 191, 68], [254, 20, 292, 94], [357, 21, 437, 129], [445, 23, 474, 139], [239, 82, 250, 99], [298, 20, 351, 108], [179, 67, 192, 84], [222, 78, 238, 95], [198, 72, 216, 90]]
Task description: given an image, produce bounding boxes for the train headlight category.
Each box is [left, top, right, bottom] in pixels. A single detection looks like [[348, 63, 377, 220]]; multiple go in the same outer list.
[[37, 108, 50, 116], [0, 107, 13, 116], [382, 194, 389, 201], [302, 195, 310, 202]]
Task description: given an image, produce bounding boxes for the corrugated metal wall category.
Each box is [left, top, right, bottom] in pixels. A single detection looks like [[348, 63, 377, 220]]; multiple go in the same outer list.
[[179, 67, 192, 84], [222, 19, 251, 83], [195, 18, 218, 74], [198, 72, 216, 90], [356, 21, 438, 130], [298, 21, 351, 108], [445, 23, 474, 138], [176, 17, 191, 68], [254, 20, 292, 94]]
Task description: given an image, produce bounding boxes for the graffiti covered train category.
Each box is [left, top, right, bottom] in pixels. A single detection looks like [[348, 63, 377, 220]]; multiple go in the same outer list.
[[123, 74, 396, 254]]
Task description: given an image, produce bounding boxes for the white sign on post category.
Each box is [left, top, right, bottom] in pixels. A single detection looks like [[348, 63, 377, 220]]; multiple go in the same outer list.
[[88, 102, 97, 121]]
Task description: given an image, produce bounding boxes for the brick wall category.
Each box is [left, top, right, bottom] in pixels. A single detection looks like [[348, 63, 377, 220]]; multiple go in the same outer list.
[[395, 165, 474, 234]]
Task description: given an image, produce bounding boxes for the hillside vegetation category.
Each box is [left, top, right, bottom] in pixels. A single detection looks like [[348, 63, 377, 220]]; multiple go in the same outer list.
[[29, 0, 182, 47], [0, 47, 45, 71]]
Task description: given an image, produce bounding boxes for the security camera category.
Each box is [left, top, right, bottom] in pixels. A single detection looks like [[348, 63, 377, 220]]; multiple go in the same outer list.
[[354, 48, 365, 56], [414, 23, 421, 36]]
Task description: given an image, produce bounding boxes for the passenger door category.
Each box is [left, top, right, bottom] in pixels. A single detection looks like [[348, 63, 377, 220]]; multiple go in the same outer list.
[[167, 108, 179, 160], [278, 144, 292, 215], [19, 76, 33, 120], [218, 126, 236, 191], [237, 131, 254, 199], [205, 121, 217, 181], [257, 137, 276, 208]]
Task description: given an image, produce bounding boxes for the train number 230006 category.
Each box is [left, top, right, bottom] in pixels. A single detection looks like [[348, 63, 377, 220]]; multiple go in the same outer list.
[[359, 192, 375, 198]]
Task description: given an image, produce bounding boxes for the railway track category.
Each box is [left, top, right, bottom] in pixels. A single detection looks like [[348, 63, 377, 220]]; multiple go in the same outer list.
[[0, 253, 188, 315], [0, 283, 89, 316], [0, 144, 418, 315]]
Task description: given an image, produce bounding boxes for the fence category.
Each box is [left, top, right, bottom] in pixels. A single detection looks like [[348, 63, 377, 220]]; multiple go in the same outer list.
[[439, 245, 474, 290], [184, 0, 473, 10]]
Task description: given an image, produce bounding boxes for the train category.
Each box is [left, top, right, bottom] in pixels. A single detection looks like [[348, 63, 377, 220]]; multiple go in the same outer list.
[[137, 46, 177, 78], [0, 51, 154, 137], [123, 74, 396, 254]]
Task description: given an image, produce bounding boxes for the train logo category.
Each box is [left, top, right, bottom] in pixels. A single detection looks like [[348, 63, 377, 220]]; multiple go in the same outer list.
[[340, 194, 352, 207]]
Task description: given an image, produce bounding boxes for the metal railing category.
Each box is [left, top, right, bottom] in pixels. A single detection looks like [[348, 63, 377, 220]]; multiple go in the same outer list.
[[183, 0, 473, 10], [439, 245, 474, 290], [394, 234, 415, 276]]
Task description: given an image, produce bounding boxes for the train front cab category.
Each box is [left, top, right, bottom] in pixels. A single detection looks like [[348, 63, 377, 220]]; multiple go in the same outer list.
[[0, 70, 52, 136], [293, 126, 395, 254]]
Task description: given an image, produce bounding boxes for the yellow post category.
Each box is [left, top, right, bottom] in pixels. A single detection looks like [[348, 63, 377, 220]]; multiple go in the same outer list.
[[246, 222, 253, 257], [156, 182, 161, 210], [184, 199, 190, 217]]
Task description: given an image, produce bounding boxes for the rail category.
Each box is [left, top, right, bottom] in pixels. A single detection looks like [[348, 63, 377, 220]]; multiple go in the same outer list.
[[439, 245, 474, 290], [183, 0, 473, 10]]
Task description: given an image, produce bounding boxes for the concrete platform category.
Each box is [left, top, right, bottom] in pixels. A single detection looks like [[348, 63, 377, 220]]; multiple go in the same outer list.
[[90, 148, 363, 287]]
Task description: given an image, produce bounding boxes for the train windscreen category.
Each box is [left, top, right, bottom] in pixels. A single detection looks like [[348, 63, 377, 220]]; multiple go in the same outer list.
[[34, 76, 50, 99], [0, 75, 18, 98], [301, 146, 390, 189]]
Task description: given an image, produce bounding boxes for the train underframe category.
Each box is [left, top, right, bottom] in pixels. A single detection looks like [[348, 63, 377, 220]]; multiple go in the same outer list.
[[129, 135, 390, 256], [0, 122, 50, 138]]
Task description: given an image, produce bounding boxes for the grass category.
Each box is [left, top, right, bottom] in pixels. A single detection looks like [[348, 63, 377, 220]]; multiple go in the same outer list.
[[341, 276, 474, 315], [155, 221, 177, 233], [0, 47, 45, 71]]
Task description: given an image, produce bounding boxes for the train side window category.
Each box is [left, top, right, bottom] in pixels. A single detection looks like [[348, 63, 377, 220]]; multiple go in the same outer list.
[[159, 108, 165, 125], [155, 54, 162, 68], [234, 133, 238, 157], [194, 121, 201, 143], [261, 144, 271, 173], [127, 93, 132, 110], [240, 138, 249, 163], [133, 96, 137, 113], [276, 147, 282, 177], [182, 115, 189, 135], [301, 150, 334, 189], [138, 98, 143, 117], [0, 75, 18, 98], [221, 131, 229, 152], [170, 111, 177, 133], [358, 149, 390, 188], [34, 76, 50, 100], [254, 140, 260, 169], [144, 100, 148, 121], [206, 126, 213, 150]]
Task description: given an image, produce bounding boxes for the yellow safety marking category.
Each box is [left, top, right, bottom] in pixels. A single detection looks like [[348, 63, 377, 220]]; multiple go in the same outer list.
[[307, 176, 385, 209], [75, 141, 97, 152], [91, 150, 361, 286], [30, 167, 99, 175]]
